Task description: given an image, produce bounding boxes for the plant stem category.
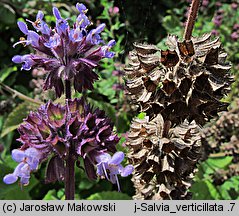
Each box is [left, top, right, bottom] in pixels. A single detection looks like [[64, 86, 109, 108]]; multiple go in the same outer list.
[[65, 80, 71, 100], [0, 82, 42, 105], [64, 80, 75, 200], [183, 0, 200, 40], [65, 146, 75, 200]]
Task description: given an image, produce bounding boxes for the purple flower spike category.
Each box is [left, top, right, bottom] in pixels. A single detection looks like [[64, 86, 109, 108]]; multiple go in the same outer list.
[[12, 3, 116, 97]]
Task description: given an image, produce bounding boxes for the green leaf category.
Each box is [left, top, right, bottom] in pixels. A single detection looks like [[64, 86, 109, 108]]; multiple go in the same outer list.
[[219, 176, 239, 200], [0, 3, 16, 25], [0, 66, 17, 82], [137, 112, 146, 120], [207, 156, 233, 169], [162, 15, 181, 34], [79, 178, 95, 190], [191, 180, 213, 200], [86, 191, 131, 200], [1, 102, 39, 138], [43, 190, 58, 200], [205, 180, 221, 199]]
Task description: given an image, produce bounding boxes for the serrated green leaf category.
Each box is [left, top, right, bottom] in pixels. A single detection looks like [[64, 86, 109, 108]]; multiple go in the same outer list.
[[86, 191, 131, 200], [1, 102, 39, 138]]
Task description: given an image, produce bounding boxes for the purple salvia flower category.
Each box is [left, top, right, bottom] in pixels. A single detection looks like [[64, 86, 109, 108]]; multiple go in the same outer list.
[[53, 7, 69, 35], [102, 40, 116, 58], [4, 98, 128, 186], [86, 23, 106, 45], [11, 149, 26, 162], [27, 11, 51, 36], [18, 21, 28, 34], [96, 152, 134, 191], [76, 3, 90, 29], [44, 34, 61, 49], [76, 3, 88, 13], [12, 3, 115, 97], [12, 55, 35, 71], [3, 148, 41, 185], [69, 28, 83, 43], [13, 21, 40, 47]]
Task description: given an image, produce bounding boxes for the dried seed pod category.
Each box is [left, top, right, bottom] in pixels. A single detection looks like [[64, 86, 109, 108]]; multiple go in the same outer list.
[[127, 114, 202, 200], [125, 34, 233, 125]]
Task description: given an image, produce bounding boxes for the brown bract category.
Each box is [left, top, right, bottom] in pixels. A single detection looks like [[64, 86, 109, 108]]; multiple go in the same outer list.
[[126, 114, 201, 199], [125, 33, 234, 200], [125, 34, 233, 125]]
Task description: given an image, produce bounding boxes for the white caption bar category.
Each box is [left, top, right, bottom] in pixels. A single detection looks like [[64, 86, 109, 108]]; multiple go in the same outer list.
[[0, 200, 238, 216]]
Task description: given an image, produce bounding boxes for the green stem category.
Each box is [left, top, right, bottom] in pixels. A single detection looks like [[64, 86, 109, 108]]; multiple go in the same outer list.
[[0, 82, 42, 105]]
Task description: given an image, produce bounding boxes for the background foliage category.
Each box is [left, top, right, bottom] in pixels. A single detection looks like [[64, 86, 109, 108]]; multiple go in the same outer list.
[[0, 0, 238, 200]]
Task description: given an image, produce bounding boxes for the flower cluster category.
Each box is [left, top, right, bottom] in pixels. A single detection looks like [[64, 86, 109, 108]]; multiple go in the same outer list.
[[3, 98, 133, 187], [3, 148, 41, 185], [12, 3, 115, 97]]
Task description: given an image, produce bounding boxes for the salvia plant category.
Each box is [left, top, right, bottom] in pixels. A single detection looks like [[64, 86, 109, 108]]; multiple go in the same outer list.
[[125, 0, 234, 199], [1, 0, 236, 201], [3, 2, 133, 200]]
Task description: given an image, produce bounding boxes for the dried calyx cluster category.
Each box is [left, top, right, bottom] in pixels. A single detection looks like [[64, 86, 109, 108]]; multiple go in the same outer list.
[[201, 102, 239, 185], [125, 33, 233, 199]]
